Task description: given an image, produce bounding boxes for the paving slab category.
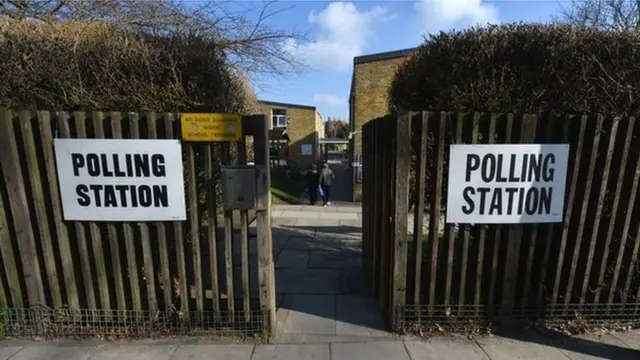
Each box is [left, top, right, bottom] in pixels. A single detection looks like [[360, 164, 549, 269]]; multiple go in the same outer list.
[[284, 294, 335, 335], [335, 207, 362, 214], [308, 250, 360, 269], [320, 212, 359, 220], [335, 296, 387, 337], [612, 330, 640, 349], [553, 333, 639, 360], [295, 218, 341, 227], [331, 341, 410, 360], [0, 347, 23, 360], [275, 268, 341, 294], [284, 236, 342, 252], [476, 334, 568, 359], [339, 219, 362, 228], [252, 344, 330, 360], [276, 249, 310, 269], [341, 266, 369, 295], [90, 345, 176, 360], [9, 346, 96, 360], [272, 216, 298, 227], [280, 211, 320, 219], [404, 338, 488, 359], [272, 205, 303, 212], [172, 345, 253, 360]]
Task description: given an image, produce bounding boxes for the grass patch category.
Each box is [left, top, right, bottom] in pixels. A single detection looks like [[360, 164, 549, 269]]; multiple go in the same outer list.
[[271, 169, 304, 205]]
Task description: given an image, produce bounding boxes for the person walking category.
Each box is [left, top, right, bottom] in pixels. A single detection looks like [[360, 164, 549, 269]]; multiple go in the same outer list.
[[304, 164, 320, 205], [319, 162, 335, 206]]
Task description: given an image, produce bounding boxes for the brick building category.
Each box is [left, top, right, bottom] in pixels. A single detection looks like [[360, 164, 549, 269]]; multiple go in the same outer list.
[[349, 47, 417, 201], [255, 100, 324, 169]]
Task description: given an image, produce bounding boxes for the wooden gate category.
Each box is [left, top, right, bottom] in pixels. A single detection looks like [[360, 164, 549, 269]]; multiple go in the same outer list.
[[362, 111, 640, 331], [0, 109, 276, 337]]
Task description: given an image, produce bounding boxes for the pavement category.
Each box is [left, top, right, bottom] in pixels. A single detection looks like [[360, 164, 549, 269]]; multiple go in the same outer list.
[[2, 203, 640, 359]]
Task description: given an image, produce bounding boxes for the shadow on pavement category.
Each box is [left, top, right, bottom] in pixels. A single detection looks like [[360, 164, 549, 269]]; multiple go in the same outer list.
[[495, 329, 639, 359]]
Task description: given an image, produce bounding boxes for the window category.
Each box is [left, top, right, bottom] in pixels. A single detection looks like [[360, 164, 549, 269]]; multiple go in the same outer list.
[[272, 108, 287, 128]]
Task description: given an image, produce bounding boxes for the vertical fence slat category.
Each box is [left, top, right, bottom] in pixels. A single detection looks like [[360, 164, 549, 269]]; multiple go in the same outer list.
[[0, 172, 23, 308], [537, 114, 565, 308], [579, 117, 618, 305], [618, 142, 640, 304], [238, 136, 251, 321], [167, 114, 189, 320], [474, 113, 488, 313], [502, 114, 537, 317], [0, 270, 7, 308], [392, 112, 411, 326], [124, 114, 143, 313], [521, 113, 557, 312], [250, 115, 276, 329], [130, 113, 158, 315], [428, 112, 446, 308], [37, 111, 76, 309], [107, 112, 127, 312], [70, 112, 98, 311], [149, 113, 173, 311], [412, 112, 429, 304], [204, 144, 220, 316], [564, 115, 603, 307], [552, 115, 586, 305], [186, 142, 203, 315], [221, 144, 235, 321], [593, 117, 635, 305], [457, 113, 471, 315], [488, 113, 511, 317], [0, 109, 45, 307], [19, 110, 63, 308], [444, 114, 462, 307], [86, 111, 112, 312]]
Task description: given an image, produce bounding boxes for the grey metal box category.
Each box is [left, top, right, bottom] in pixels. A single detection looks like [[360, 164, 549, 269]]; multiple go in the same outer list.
[[221, 166, 256, 210]]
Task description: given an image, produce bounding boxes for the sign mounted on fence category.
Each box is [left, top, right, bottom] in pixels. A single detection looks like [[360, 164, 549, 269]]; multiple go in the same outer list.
[[446, 144, 569, 224], [301, 144, 313, 156], [54, 139, 187, 221], [180, 113, 242, 142]]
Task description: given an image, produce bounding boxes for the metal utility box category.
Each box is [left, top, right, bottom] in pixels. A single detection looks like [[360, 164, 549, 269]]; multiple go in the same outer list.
[[221, 166, 256, 210]]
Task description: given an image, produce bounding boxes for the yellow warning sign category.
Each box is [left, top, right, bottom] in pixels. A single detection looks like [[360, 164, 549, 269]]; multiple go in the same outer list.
[[180, 113, 242, 142]]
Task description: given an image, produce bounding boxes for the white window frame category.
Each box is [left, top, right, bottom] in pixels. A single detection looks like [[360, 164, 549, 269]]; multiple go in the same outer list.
[[272, 114, 288, 128]]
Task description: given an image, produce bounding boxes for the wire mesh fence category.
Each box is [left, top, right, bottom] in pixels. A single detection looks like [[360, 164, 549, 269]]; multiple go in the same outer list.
[[396, 303, 640, 333], [0, 307, 266, 339]]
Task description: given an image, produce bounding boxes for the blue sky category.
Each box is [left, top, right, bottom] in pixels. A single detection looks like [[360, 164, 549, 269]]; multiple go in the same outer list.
[[252, 0, 563, 119]]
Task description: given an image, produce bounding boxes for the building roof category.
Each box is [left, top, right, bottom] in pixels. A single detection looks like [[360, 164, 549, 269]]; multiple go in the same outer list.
[[258, 100, 316, 111], [353, 47, 417, 65]]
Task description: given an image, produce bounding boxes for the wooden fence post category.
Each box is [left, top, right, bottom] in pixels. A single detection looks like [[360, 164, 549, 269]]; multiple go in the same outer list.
[[248, 115, 276, 332], [391, 112, 411, 330]]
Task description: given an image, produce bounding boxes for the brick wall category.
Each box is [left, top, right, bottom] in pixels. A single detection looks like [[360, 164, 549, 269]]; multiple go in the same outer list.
[[256, 102, 319, 169], [350, 55, 411, 200]]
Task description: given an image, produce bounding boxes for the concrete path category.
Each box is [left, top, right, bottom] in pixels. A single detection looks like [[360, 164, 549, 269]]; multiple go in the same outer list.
[[2, 331, 640, 359], [270, 203, 385, 342]]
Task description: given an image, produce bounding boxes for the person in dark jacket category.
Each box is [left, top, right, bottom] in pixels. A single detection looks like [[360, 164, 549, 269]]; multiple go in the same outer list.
[[319, 162, 335, 206], [304, 164, 320, 205]]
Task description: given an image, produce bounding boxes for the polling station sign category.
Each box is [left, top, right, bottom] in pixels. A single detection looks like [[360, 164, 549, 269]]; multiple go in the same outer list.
[[54, 139, 187, 221], [446, 144, 569, 224]]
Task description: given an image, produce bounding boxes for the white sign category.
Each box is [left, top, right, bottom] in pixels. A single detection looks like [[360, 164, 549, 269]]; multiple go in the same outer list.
[[54, 139, 187, 221], [446, 144, 569, 224], [301, 144, 313, 156]]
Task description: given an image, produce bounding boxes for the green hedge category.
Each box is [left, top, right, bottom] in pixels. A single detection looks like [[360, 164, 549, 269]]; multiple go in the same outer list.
[[390, 24, 640, 115]]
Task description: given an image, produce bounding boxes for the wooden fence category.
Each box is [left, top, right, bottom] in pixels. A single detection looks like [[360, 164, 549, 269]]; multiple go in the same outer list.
[[362, 111, 640, 331], [0, 109, 275, 337]]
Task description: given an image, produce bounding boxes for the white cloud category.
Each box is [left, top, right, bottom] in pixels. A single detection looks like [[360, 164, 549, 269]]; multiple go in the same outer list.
[[314, 94, 346, 106], [414, 0, 499, 35], [286, 2, 391, 71]]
